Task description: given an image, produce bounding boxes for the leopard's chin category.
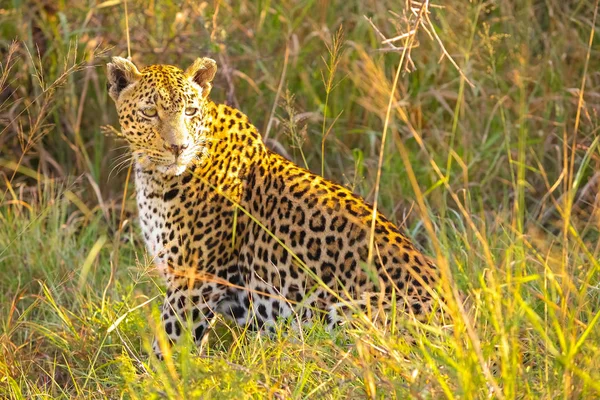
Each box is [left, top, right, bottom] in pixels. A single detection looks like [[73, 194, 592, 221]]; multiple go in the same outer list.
[[135, 154, 190, 176], [157, 162, 189, 176]]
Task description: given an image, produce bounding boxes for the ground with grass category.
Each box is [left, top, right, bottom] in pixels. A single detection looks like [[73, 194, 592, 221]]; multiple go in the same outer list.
[[1, 0, 599, 398]]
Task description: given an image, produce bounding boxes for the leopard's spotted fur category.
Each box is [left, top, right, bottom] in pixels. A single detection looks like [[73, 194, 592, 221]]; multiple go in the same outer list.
[[107, 57, 440, 357]]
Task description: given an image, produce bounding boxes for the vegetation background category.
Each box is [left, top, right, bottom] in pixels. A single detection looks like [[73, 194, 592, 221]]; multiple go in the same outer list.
[[1, 0, 599, 398]]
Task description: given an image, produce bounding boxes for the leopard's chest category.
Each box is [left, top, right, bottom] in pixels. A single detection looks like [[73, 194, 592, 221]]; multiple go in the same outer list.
[[134, 163, 239, 277], [135, 168, 172, 268]]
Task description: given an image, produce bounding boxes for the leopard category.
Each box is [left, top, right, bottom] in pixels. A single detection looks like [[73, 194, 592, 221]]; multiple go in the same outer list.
[[106, 56, 440, 358]]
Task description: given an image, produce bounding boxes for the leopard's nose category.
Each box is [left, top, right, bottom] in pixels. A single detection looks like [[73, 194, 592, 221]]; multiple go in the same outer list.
[[165, 143, 189, 157]]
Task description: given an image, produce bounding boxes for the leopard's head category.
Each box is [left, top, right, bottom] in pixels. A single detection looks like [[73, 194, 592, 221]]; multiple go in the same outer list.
[[107, 57, 217, 176]]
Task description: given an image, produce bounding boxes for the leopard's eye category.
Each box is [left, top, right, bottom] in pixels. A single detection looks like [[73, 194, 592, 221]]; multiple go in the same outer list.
[[185, 107, 198, 116], [141, 107, 157, 118]]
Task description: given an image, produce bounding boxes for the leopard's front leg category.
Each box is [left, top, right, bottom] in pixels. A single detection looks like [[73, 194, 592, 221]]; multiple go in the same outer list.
[[152, 283, 225, 359]]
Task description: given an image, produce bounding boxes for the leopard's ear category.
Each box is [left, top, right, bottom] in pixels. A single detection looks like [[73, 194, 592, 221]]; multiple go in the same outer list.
[[184, 57, 217, 98], [107, 57, 142, 102]]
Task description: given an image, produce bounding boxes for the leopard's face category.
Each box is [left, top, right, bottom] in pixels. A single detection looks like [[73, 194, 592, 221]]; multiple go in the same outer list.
[[107, 57, 217, 175]]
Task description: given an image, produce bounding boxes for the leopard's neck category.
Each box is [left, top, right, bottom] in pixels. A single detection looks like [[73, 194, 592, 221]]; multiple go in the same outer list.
[[133, 102, 269, 231]]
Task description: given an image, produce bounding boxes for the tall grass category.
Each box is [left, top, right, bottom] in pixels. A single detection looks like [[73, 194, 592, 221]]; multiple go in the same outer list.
[[1, 0, 599, 398]]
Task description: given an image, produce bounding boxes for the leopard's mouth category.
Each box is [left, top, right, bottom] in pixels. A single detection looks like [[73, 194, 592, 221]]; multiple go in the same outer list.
[[134, 153, 190, 176], [157, 160, 191, 176], [134, 144, 207, 176]]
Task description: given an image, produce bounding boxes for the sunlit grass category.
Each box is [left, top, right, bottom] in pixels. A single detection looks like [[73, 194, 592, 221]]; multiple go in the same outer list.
[[1, 0, 599, 398]]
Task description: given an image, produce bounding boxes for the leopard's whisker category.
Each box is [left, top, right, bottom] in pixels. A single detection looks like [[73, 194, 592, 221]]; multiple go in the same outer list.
[[109, 144, 132, 152], [108, 157, 134, 180]]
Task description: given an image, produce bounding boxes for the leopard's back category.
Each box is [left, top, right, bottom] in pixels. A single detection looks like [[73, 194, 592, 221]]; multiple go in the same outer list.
[[234, 148, 439, 323]]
